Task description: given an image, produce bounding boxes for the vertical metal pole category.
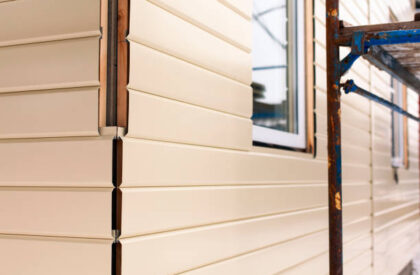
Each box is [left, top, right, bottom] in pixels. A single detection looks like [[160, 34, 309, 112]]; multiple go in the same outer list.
[[326, 0, 343, 274]]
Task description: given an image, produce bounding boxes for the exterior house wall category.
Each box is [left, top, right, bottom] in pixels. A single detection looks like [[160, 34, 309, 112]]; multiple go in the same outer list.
[[0, 0, 113, 274], [368, 1, 420, 274], [122, 0, 418, 274], [0, 0, 418, 274]]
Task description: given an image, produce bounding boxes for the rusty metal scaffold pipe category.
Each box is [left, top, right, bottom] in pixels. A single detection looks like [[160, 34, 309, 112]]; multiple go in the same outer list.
[[326, 0, 343, 274]]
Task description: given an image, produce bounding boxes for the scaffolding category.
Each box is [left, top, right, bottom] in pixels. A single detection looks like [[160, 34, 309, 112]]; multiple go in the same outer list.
[[325, 1, 420, 274]]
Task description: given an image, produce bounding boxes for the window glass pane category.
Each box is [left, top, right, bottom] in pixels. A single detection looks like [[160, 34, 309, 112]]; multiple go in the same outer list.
[[391, 78, 404, 167], [252, 0, 295, 133]]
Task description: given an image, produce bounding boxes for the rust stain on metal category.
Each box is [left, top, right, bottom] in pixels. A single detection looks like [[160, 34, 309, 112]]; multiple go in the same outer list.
[[335, 192, 341, 210], [328, 8, 338, 17]]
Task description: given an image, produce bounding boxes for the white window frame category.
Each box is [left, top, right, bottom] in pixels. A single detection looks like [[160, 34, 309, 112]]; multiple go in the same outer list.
[[252, 0, 307, 149]]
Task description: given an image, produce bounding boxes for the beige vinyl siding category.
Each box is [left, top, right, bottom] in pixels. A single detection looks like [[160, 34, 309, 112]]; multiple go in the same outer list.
[[1, 0, 417, 274], [120, 0, 373, 273], [0, 37, 100, 94], [369, 1, 420, 274], [120, 184, 327, 237], [122, 0, 418, 274], [120, 207, 329, 275], [146, 0, 252, 52], [0, 137, 113, 187], [128, 42, 252, 118], [0, 187, 112, 238], [128, 0, 252, 85], [218, 0, 252, 20], [126, 90, 252, 150], [0, 235, 112, 275], [0, 88, 99, 138], [0, 1, 112, 274], [0, 0, 100, 46], [121, 138, 327, 187]]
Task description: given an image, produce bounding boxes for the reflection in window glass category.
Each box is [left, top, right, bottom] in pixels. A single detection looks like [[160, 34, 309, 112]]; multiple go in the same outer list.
[[253, 0, 292, 132], [251, 0, 306, 149], [391, 78, 405, 168], [252, 0, 290, 132]]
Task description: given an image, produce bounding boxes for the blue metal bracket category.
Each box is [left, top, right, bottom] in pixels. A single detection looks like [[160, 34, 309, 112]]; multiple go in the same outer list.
[[339, 52, 361, 76], [364, 29, 420, 47], [351, 31, 366, 55], [339, 32, 368, 76], [341, 80, 420, 122]]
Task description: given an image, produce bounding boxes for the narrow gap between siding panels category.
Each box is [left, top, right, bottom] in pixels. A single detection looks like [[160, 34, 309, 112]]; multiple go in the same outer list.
[[107, 1, 129, 274], [112, 137, 122, 275], [106, 0, 118, 126]]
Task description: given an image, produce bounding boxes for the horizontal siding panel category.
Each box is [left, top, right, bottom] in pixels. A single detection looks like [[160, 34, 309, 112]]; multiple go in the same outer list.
[[122, 138, 327, 187], [342, 164, 371, 183], [374, 202, 419, 230], [375, 210, 419, 237], [121, 185, 327, 237], [218, 0, 251, 20], [278, 252, 328, 275], [344, 218, 371, 243], [342, 144, 371, 167], [127, 90, 252, 150], [399, 169, 420, 182], [316, 90, 370, 132], [375, 235, 419, 275], [148, 0, 251, 51], [372, 151, 392, 168], [186, 205, 372, 275], [374, 181, 419, 197], [374, 194, 419, 213], [0, 0, 100, 46], [343, 234, 371, 265], [317, 113, 371, 149], [375, 245, 420, 275], [279, 229, 371, 275], [344, 250, 371, 275], [343, 201, 371, 224], [373, 167, 394, 183], [316, 87, 370, 117], [314, 40, 326, 68], [0, 235, 112, 275], [317, 142, 371, 168], [183, 230, 328, 275], [314, 0, 325, 25], [120, 208, 328, 275], [375, 220, 419, 254], [374, 210, 419, 240], [0, 137, 113, 187], [128, 42, 252, 118], [316, 135, 328, 160], [0, 88, 99, 138], [315, 66, 327, 92], [0, 188, 112, 238], [0, 36, 100, 93], [373, 136, 391, 154], [343, 184, 371, 203], [314, 18, 326, 46], [128, 0, 251, 85]]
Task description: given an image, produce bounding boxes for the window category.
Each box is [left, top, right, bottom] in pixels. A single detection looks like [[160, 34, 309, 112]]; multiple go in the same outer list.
[[391, 78, 408, 168], [251, 0, 307, 149]]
